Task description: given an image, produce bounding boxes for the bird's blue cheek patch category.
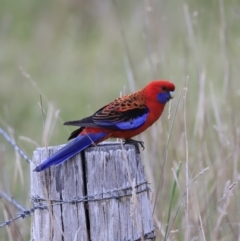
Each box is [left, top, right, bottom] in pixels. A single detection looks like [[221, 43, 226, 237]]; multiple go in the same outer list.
[[116, 113, 148, 130], [157, 92, 171, 104]]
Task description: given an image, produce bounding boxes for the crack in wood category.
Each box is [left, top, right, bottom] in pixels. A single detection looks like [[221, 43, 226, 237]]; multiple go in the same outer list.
[[81, 151, 91, 240], [60, 192, 64, 241]]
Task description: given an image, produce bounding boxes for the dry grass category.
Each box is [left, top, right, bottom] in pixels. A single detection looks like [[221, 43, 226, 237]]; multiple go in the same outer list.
[[1, 0, 240, 240]]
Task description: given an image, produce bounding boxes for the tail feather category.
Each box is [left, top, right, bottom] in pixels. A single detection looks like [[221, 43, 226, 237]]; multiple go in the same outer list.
[[34, 132, 107, 172]]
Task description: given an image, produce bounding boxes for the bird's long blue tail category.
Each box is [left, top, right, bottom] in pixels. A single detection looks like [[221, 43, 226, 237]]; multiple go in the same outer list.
[[34, 132, 107, 172]]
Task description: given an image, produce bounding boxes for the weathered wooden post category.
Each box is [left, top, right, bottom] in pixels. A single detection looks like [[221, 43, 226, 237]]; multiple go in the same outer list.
[[30, 142, 155, 241]]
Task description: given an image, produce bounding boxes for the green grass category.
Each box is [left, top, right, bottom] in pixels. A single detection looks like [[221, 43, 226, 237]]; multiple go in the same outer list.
[[1, 0, 240, 240]]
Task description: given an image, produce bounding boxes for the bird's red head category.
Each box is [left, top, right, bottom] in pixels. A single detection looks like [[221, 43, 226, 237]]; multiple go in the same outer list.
[[144, 80, 175, 104]]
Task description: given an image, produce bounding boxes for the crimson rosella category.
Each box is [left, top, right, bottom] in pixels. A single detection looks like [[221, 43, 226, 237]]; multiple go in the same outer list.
[[34, 80, 175, 172]]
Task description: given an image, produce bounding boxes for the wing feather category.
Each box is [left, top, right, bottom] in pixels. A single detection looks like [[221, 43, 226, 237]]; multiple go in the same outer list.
[[64, 94, 149, 130]]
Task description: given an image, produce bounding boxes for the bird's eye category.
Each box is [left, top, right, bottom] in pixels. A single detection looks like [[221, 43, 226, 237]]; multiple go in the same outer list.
[[162, 86, 167, 91]]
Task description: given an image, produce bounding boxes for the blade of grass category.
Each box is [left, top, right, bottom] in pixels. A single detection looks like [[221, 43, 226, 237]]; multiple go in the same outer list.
[[153, 90, 182, 215], [164, 162, 182, 241]]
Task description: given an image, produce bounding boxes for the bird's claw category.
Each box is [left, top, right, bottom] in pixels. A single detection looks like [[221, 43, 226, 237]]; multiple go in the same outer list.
[[123, 139, 145, 154]]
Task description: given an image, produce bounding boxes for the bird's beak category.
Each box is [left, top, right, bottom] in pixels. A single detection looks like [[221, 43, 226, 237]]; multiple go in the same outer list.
[[169, 91, 175, 99]]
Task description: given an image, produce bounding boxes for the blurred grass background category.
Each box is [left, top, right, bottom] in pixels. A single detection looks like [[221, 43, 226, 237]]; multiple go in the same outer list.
[[1, 0, 240, 240]]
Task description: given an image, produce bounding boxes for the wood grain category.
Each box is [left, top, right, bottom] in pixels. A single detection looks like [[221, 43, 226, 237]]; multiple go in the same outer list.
[[31, 142, 155, 241]]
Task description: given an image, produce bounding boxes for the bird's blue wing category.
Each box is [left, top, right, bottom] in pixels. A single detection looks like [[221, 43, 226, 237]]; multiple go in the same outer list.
[[94, 110, 149, 130]]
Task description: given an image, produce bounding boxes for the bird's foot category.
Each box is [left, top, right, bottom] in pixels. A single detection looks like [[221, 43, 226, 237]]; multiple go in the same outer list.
[[123, 139, 145, 154]]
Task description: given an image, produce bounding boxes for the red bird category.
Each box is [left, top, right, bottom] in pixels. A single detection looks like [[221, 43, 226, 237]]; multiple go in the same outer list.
[[34, 80, 175, 172]]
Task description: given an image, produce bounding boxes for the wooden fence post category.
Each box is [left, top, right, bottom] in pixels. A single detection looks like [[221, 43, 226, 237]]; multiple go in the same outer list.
[[30, 142, 155, 241]]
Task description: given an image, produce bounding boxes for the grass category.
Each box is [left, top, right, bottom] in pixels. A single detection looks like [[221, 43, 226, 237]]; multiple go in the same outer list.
[[1, 0, 240, 240]]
